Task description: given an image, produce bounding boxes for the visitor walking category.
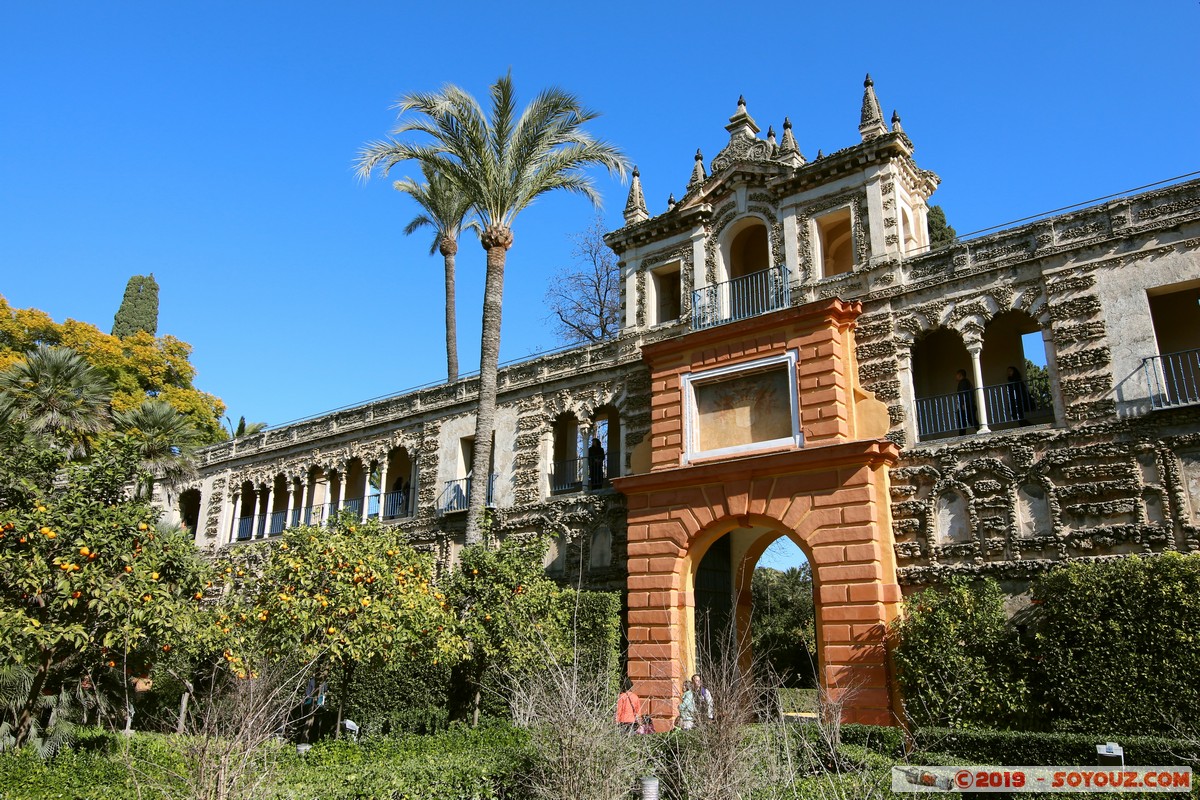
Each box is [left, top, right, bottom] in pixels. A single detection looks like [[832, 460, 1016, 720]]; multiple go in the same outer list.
[[689, 674, 714, 723], [616, 677, 641, 734], [678, 680, 696, 730]]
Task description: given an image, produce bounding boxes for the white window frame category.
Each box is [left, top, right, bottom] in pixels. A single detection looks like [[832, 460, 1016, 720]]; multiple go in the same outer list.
[[681, 349, 803, 462]]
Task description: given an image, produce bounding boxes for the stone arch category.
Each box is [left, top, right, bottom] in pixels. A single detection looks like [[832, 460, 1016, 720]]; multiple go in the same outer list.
[[910, 326, 974, 440], [715, 213, 774, 284], [931, 488, 971, 546]]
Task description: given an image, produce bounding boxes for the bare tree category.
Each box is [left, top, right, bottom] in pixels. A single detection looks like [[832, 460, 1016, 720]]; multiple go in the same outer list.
[[544, 217, 621, 344]]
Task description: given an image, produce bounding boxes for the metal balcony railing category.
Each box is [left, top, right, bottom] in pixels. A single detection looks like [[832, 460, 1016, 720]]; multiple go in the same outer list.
[[268, 510, 287, 536], [437, 474, 495, 515], [916, 382, 1051, 440], [381, 489, 411, 519], [692, 265, 789, 330], [233, 516, 254, 541], [551, 457, 586, 495], [343, 498, 362, 518], [1144, 348, 1200, 409]]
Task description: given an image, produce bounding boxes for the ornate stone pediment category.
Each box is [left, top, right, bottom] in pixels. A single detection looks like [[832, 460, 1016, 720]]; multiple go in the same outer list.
[[710, 134, 775, 175]]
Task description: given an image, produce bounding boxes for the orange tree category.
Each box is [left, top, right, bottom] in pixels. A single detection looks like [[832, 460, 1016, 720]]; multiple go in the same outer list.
[[0, 438, 210, 746], [445, 535, 571, 725], [213, 514, 464, 734]]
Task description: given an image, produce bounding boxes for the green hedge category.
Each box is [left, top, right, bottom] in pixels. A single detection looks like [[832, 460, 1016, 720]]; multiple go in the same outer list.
[[0, 725, 534, 800], [893, 554, 1200, 735], [914, 726, 1199, 768]]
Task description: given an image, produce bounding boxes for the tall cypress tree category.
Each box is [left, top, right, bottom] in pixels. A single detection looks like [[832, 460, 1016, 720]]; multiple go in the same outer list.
[[111, 274, 159, 338]]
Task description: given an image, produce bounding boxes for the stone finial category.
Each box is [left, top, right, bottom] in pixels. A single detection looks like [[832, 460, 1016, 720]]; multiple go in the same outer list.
[[816, 149, 824, 159], [688, 148, 707, 189], [859, 73, 887, 141], [766, 125, 778, 156], [725, 94, 760, 139], [891, 109, 903, 133], [624, 166, 649, 224], [666, 193, 676, 212], [777, 116, 805, 166]]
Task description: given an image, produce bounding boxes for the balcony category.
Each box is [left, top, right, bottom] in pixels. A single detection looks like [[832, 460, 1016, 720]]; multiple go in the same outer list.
[[1144, 349, 1200, 410], [437, 474, 495, 516], [915, 382, 1052, 441], [692, 265, 789, 330]]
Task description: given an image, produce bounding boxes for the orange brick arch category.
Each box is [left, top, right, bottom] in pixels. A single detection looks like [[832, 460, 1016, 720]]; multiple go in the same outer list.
[[613, 299, 905, 729], [616, 441, 902, 728]]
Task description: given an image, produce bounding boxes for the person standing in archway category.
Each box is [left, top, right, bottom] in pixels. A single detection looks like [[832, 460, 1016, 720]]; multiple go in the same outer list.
[[954, 369, 977, 435], [587, 437, 605, 489]]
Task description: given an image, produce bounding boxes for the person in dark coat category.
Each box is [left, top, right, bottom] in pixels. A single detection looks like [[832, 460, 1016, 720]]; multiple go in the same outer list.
[[1006, 366, 1033, 425], [955, 369, 978, 435], [587, 437, 605, 489]]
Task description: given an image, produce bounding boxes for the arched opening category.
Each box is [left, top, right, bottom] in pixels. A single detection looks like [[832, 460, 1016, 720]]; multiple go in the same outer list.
[[266, 474, 288, 535], [592, 404, 621, 487], [550, 412, 584, 494], [911, 328, 974, 441], [382, 447, 415, 519], [815, 208, 853, 277], [178, 488, 201, 537], [728, 222, 770, 280], [234, 480, 256, 541], [981, 310, 1054, 428], [751, 538, 817, 693], [686, 523, 819, 692], [343, 457, 369, 519], [901, 206, 920, 254], [305, 466, 333, 526]]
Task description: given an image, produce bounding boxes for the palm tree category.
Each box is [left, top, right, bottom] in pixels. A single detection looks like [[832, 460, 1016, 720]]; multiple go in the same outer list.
[[114, 399, 201, 494], [356, 73, 628, 543], [0, 345, 112, 456], [224, 415, 267, 439], [393, 162, 479, 382]]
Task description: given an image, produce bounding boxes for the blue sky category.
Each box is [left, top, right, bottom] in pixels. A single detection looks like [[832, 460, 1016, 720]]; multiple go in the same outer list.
[[2, 1, 1198, 433]]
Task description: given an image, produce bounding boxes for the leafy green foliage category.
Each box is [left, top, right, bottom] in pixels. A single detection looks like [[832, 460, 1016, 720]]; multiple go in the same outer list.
[[1024, 358, 1052, 411], [111, 275, 159, 339], [212, 515, 463, 681], [0, 346, 113, 456], [893, 576, 1032, 729], [914, 726, 1200, 767], [751, 564, 817, 687], [1032, 553, 1200, 736], [927, 205, 957, 247], [0, 440, 211, 748]]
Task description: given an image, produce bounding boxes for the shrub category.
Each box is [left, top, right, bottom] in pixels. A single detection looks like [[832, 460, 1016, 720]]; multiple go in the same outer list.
[[914, 726, 1200, 768], [892, 576, 1033, 729], [1031, 553, 1200, 736]]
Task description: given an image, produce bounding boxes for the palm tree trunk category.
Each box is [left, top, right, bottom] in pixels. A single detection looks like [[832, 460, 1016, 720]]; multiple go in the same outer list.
[[15, 651, 54, 748], [465, 230, 511, 544], [442, 245, 459, 382]]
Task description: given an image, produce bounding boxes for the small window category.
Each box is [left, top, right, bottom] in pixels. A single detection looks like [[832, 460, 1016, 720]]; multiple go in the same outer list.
[[815, 208, 853, 277], [651, 264, 681, 325], [682, 351, 802, 461]]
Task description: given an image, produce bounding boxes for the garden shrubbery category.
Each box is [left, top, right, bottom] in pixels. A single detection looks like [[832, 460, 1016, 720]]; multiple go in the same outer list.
[[893, 553, 1200, 736]]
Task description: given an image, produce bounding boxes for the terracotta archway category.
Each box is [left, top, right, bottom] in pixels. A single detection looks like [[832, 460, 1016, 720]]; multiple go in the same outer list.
[[614, 299, 903, 728]]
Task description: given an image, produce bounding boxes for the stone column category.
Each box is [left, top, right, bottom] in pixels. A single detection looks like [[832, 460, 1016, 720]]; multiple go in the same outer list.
[[298, 478, 310, 525], [284, 478, 297, 530], [229, 490, 243, 542], [377, 459, 390, 520], [335, 465, 348, 513], [895, 345, 917, 445], [259, 485, 273, 537], [968, 344, 991, 434], [360, 463, 373, 522]]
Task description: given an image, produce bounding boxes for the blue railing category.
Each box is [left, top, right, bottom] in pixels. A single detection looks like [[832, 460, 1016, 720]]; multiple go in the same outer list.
[[381, 490, 411, 519], [437, 475, 495, 515], [691, 265, 789, 330], [234, 516, 254, 541], [1144, 349, 1200, 409], [268, 510, 287, 536]]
